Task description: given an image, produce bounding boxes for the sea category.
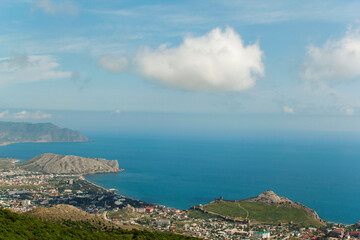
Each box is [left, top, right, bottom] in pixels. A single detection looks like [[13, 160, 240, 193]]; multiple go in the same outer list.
[[0, 132, 359, 225]]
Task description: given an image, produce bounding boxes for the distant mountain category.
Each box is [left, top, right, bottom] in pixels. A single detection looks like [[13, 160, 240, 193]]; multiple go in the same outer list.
[[190, 190, 325, 227], [0, 121, 90, 145], [19, 153, 122, 174]]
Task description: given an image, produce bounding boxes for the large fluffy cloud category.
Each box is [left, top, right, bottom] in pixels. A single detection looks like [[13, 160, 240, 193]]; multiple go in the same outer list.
[[137, 27, 265, 91], [0, 110, 52, 119], [0, 54, 71, 84], [302, 27, 360, 81]]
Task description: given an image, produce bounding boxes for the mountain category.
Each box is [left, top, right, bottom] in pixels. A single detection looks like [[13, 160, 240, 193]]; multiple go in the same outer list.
[[190, 190, 325, 227], [0, 121, 90, 145], [19, 153, 122, 174]]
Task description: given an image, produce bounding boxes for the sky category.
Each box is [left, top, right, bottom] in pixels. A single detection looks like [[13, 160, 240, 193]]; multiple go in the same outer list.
[[1, 0, 360, 135]]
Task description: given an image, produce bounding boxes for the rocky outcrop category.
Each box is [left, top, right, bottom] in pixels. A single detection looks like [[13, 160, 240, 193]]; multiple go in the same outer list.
[[19, 153, 122, 174], [246, 190, 294, 205], [0, 121, 90, 145], [245, 190, 325, 223]]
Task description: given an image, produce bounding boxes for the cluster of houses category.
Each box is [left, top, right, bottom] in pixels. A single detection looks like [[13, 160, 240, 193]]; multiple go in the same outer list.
[[0, 170, 54, 186], [106, 204, 360, 239]]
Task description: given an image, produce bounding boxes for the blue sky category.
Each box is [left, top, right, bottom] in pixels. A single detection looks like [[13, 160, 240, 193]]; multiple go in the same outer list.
[[1, 0, 360, 134]]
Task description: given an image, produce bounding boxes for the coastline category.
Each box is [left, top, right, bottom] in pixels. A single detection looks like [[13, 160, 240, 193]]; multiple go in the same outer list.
[[0, 140, 92, 147], [1, 138, 359, 225], [79, 175, 110, 192], [0, 142, 14, 146], [80, 174, 152, 205]]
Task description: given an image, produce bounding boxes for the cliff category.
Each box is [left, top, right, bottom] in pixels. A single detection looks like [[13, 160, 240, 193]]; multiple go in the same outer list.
[[19, 153, 122, 174], [0, 121, 90, 145]]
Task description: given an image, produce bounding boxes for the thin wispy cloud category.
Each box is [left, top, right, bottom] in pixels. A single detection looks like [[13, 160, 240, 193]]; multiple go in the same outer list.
[[32, 0, 78, 15], [0, 54, 71, 84], [221, 0, 360, 24], [137, 27, 264, 92], [70, 70, 91, 90], [283, 106, 295, 115], [0, 110, 52, 119], [345, 107, 355, 116], [98, 55, 128, 73]]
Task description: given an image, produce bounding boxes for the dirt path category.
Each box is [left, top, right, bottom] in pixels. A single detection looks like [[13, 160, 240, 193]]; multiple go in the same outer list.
[[237, 203, 249, 219]]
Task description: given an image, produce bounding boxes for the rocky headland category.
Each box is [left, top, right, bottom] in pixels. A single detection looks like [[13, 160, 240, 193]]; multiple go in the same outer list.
[[19, 153, 123, 174], [244, 190, 325, 223]]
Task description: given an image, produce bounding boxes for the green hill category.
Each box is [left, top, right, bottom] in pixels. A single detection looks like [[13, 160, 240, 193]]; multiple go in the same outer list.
[[192, 190, 325, 227], [0, 209, 196, 240]]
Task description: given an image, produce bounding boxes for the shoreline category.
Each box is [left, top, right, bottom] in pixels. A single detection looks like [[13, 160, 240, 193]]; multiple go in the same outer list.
[[0, 140, 92, 147], [80, 175, 357, 226], [1, 141, 357, 226], [80, 174, 153, 205], [0, 142, 14, 146]]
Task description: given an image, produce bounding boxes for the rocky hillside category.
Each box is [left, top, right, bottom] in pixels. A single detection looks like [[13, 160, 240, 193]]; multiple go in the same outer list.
[[191, 190, 326, 226], [25, 204, 116, 230], [19, 153, 122, 174], [0, 121, 90, 145], [245, 190, 325, 223]]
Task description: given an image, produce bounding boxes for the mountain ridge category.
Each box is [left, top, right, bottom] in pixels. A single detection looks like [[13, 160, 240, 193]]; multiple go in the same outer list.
[[0, 121, 90, 145], [19, 153, 122, 174]]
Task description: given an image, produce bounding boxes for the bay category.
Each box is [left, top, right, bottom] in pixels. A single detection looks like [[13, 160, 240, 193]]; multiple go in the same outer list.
[[0, 133, 359, 224]]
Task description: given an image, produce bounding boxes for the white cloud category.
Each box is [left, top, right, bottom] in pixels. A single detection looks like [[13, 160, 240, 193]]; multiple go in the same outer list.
[[345, 107, 355, 116], [32, 0, 78, 15], [283, 106, 295, 114], [302, 26, 360, 81], [0, 110, 10, 118], [98, 55, 128, 73], [0, 110, 52, 119], [137, 27, 265, 91], [0, 54, 71, 84]]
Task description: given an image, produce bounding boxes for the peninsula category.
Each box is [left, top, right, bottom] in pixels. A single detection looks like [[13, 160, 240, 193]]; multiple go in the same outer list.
[[190, 190, 325, 227], [0, 121, 90, 146], [19, 153, 123, 174]]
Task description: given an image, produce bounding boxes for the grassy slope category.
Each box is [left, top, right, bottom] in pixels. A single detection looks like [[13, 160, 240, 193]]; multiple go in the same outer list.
[[202, 201, 321, 226], [0, 209, 196, 240], [187, 209, 222, 220], [203, 201, 247, 219]]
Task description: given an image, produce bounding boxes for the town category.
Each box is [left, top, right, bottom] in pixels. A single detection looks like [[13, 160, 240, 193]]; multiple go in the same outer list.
[[0, 169, 360, 239]]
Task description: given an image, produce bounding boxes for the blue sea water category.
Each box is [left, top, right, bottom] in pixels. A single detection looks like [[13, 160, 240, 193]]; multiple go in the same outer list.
[[0, 133, 359, 224]]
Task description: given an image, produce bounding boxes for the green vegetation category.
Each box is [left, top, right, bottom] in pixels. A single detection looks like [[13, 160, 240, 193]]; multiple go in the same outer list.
[[187, 209, 221, 220], [203, 201, 248, 219], [0, 209, 197, 240], [202, 201, 322, 226]]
